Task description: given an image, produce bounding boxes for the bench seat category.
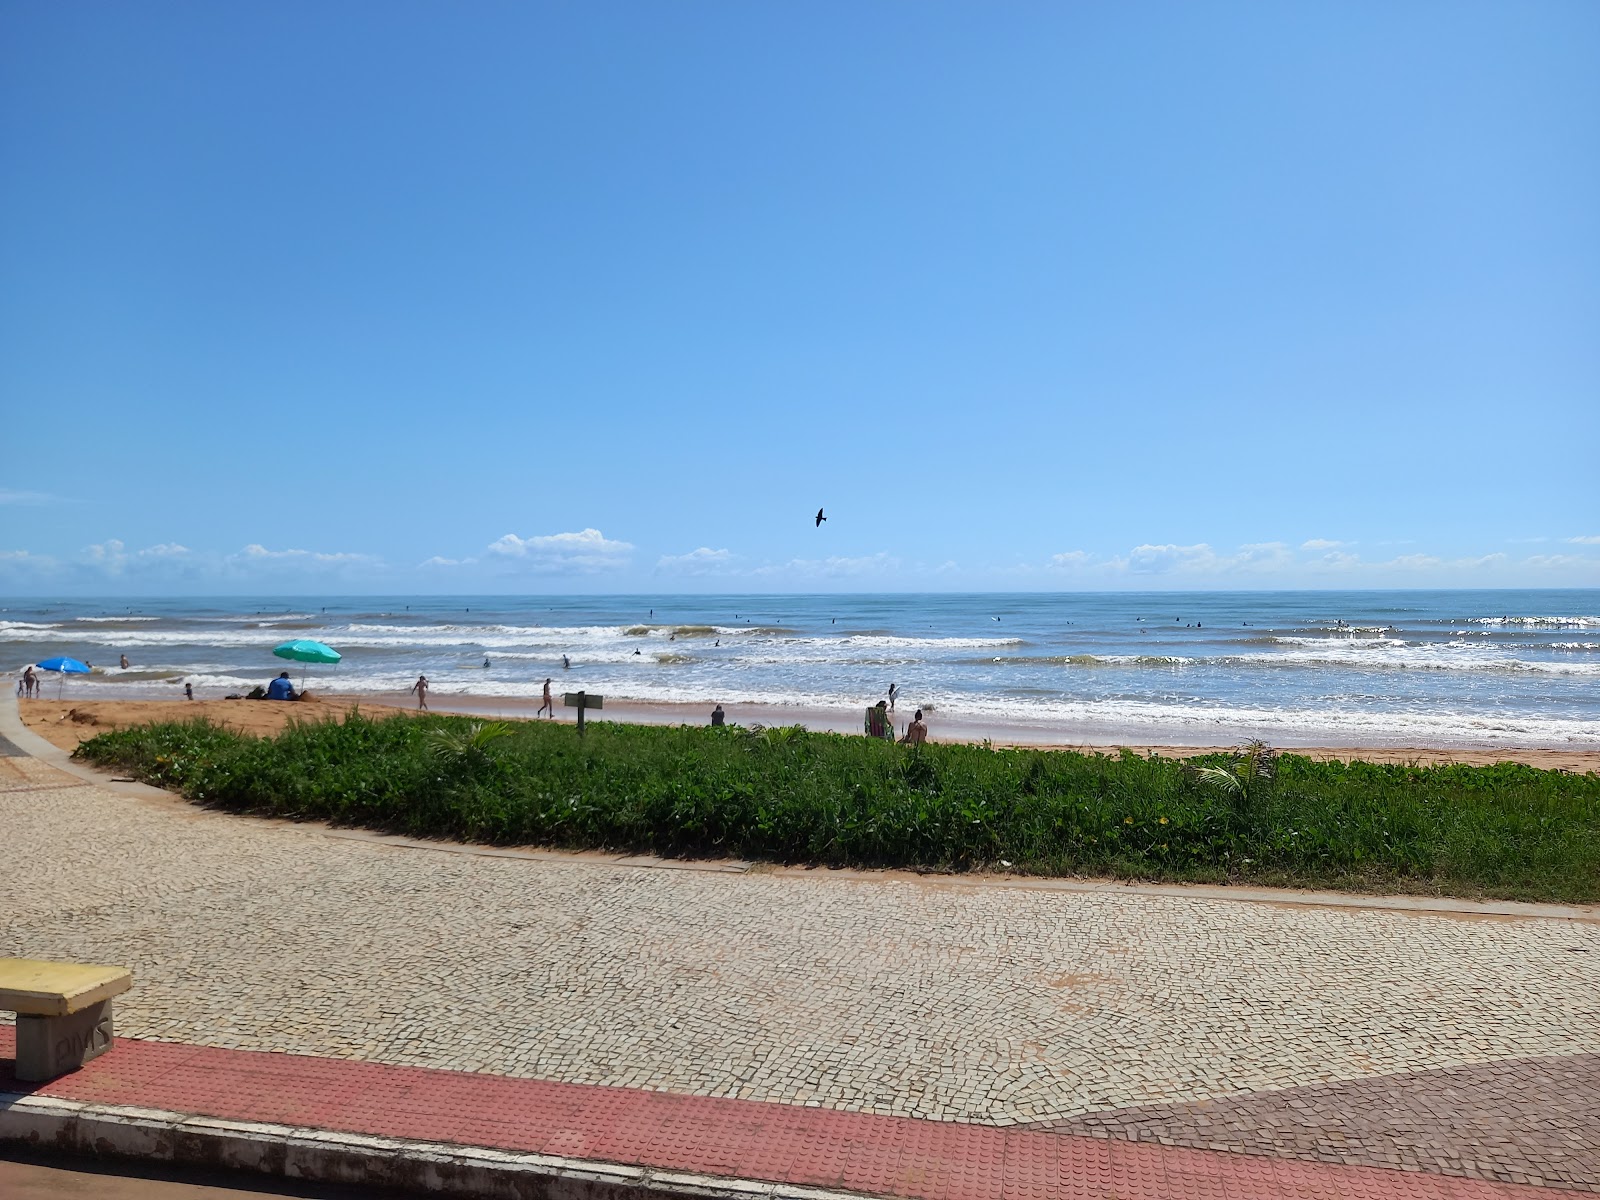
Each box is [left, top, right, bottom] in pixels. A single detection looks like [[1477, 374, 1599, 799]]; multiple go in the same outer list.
[[0, 958, 132, 1016], [1, 957, 132, 1081]]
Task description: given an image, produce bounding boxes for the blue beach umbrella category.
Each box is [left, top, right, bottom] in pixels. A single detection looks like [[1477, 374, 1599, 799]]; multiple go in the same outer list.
[[35, 655, 91, 698], [272, 639, 341, 691], [36, 656, 91, 674]]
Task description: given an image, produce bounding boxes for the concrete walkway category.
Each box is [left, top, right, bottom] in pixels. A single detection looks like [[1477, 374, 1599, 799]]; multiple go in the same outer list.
[[2, 694, 1596, 1195]]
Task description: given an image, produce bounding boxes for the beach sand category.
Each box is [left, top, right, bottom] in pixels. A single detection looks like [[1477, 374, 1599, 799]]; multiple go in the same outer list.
[[21, 694, 1599, 773], [17, 696, 412, 753]]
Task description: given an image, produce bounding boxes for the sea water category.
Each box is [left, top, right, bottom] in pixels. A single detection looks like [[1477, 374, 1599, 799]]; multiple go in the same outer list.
[[3, 590, 1598, 748]]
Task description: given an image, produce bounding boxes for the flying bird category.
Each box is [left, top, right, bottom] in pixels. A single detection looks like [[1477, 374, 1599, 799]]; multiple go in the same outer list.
[[815, 508, 827, 527]]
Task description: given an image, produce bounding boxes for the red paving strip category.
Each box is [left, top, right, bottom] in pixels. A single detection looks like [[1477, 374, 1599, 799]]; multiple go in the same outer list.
[[0, 1026, 1582, 1200]]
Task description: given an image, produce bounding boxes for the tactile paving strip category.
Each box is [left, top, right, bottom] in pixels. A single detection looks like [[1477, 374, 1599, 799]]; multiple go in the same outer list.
[[1, 1028, 1587, 1200]]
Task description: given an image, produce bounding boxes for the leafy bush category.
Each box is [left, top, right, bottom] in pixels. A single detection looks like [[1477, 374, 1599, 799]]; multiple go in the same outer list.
[[74, 714, 1600, 902]]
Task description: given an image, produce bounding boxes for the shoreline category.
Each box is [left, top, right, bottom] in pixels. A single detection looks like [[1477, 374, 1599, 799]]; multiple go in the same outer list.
[[20, 695, 1600, 773]]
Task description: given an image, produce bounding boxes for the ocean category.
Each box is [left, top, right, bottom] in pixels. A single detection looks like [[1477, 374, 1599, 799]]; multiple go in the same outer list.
[[4, 590, 1599, 749]]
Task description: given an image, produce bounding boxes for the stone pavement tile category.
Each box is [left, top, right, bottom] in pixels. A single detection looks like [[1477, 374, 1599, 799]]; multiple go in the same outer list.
[[1034, 1051, 1600, 1192], [6, 757, 1600, 1186]]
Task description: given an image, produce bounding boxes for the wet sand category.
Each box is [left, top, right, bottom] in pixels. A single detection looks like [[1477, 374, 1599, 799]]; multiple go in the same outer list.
[[19, 695, 1598, 773]]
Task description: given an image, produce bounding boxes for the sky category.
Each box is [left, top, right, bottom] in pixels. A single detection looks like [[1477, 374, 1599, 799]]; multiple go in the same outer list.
[[2, 1, 1597, 596]]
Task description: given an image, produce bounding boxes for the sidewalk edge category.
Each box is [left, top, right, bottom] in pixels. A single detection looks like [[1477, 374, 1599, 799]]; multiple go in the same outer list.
[[0, 1092, 882, 1200]]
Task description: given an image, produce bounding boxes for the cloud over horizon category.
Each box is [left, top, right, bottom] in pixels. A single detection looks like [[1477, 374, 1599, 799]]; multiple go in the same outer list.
[[486, 529, 634, 572]]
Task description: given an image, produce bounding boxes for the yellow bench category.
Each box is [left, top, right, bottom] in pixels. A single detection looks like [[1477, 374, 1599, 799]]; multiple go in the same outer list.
[[0, 957, 132, 1081]]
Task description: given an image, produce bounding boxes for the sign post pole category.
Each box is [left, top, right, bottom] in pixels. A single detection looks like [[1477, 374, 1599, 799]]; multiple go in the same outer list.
[[563, 691, 603, 737]]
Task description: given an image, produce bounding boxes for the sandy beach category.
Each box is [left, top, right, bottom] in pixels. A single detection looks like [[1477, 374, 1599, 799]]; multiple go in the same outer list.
[[17, 696, 411, 753], [20, 695, 1599, 773]]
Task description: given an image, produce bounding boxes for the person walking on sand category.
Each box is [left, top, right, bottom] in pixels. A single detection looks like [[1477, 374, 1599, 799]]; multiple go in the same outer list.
[[411, 674, 430, 710], [24, 665, 38, 698], [538, 678, 554, 718], [888, 682, 899, 713], [899, 709, 928, 746]]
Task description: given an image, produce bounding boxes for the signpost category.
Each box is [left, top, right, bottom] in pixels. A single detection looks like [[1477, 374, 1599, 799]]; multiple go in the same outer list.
[[563, 691, 603, 736]]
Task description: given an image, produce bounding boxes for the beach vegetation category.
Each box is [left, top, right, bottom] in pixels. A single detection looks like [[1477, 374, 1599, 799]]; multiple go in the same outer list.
[[73, 714, 1600, 903]]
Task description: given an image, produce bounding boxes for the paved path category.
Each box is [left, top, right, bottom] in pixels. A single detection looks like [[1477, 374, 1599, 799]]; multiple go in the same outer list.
[[3, 1028, 1592, 1200], [2, 698, 1597, 1194]]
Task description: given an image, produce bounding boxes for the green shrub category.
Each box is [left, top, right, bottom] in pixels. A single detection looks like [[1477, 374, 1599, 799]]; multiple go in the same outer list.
[[74, 714, 1600, 902]]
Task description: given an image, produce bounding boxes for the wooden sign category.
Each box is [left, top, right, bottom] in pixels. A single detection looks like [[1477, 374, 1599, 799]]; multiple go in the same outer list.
[[563, 691, 603, 734]]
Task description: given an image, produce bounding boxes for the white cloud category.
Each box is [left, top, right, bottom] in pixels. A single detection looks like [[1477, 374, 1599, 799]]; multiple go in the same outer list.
[[420, 555, 476, 568], [1049, 550, 1091, 568], [1301, 538, 1346, 550], [0, 489, 65, 505], [657, 547, 735, 574], [1568, 535, 1600, 545], [1114, 542, 1293, 575], [1310, 550, 1360, 568], [753, 552, 902, 578], [84, 539, 127, 566], [234, 544, 377, 565], [486, 528, 633, 572]]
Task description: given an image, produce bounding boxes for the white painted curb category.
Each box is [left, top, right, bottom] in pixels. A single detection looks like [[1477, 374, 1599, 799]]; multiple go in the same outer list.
[[0, 1092, 875, 1200]]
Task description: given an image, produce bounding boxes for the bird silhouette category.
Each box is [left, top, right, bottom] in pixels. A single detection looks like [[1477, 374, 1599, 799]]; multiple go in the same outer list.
[[815, 508, 826, 527]]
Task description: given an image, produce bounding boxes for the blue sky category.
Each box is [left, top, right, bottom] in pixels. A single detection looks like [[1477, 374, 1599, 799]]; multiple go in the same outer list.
[[2, 1, 1596, 595]]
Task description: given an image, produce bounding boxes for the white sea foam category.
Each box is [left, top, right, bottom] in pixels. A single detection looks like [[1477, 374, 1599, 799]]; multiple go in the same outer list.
[[0, 621, 64, 638], [1469, 615, 1600, 628]]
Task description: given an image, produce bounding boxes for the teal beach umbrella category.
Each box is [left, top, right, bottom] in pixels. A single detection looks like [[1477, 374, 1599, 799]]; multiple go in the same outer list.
[[272, 640, 342, 664], [272, 639, 341, 691]]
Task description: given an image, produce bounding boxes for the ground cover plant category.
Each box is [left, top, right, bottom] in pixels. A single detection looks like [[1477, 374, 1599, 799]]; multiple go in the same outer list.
[[75, 713, 1600, 902]]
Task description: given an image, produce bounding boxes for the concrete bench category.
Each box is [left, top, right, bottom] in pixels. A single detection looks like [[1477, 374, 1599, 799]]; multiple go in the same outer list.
[[1, 957, 132, 1081]]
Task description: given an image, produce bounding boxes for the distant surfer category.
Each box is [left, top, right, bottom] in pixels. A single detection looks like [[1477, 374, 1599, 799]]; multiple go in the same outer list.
[[483, 657, 491, 668], [119, 654, 129, 669], [562, 654, 570, 669]]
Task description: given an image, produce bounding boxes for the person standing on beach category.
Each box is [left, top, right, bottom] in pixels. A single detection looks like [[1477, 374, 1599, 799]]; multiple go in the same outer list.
[[411, 674, 430, 711], [888, 682, 898, 712], [538, 678, 554, 718], [185, 682, 194, 701], [23, 666, 37, 697]]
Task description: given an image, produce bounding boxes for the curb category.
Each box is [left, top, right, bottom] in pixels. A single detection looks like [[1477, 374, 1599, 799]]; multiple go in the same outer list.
[[0, 1092, 873, 1200]]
